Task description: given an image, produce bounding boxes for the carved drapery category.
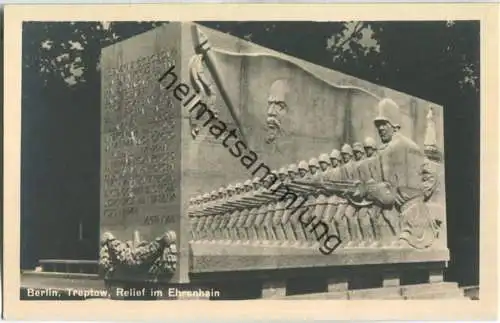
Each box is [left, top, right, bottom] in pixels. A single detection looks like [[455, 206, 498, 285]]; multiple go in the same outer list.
[[99, 231, 177, 278]]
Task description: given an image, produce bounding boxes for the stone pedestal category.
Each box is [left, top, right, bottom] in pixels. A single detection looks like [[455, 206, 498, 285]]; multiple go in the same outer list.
[[262, 280, 286, 299], [327, 277, 348, 293], [383, 272, 401, 287], [429, 268, 444, 283]]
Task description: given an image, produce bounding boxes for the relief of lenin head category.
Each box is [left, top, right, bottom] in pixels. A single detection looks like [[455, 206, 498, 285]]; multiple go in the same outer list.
[[266, 79, 290, 144]]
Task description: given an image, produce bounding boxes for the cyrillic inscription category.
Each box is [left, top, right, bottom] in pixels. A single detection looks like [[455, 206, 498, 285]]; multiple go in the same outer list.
[[102, 49, 179, 226]]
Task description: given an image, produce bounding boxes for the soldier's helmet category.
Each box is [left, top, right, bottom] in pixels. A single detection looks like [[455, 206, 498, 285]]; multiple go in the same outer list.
[[341, 144, 353, 155], [330, 149, 341, 161], [226, 184, 235, 194], [298, 160, 309, 171], [234, 182, 243, 193], [202, 193, 210, 202], [210, 190, 218, 200], [288, 163, 298, 173], [217, 187, 226, 199], [364, 137, 377, 149], [352, 142, 364, 153], [318, 153, 330, 164], [278, 167, 287, 175], [243, 179, 253, 189], [308, 157, 319, 168], [374, 98, 401, 128]]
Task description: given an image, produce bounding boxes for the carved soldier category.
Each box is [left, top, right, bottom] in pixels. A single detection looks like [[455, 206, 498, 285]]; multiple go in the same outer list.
[[271, 167, 289, 244], [353, 139, 379, 247], [252, 179, 270, 244], [290, 160, 312, 246], [210, 187, 227, 242], [234, 180, 254, 243], [314, 153, 332, 218], [203, 191, 219, 241], [340, 144, 356, 180], [227, 183, 244, 240], [281, 164, 301, 243], [308, 154, 333, 245], [322, 149, 347, 244], [195, 193, 211, 241], [261, 172, 280, 243], [356, 137, 390, 247], [244, 177, 262, 242], [188, 197, 200, 241], [365, 98, 438, 249], [220, 185, 237, 243], [338, 144, 362, 247], [300, 157, 323, 246]]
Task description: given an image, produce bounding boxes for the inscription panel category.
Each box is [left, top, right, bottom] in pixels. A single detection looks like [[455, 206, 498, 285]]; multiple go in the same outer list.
[[101, 48, 180, 233]]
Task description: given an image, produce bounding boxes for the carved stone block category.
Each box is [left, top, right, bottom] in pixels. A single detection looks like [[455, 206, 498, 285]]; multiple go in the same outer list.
[[101, 22, 449, 289]]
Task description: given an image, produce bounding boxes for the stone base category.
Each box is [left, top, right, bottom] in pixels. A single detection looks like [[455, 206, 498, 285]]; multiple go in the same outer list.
[[190, 242, 450, 273]]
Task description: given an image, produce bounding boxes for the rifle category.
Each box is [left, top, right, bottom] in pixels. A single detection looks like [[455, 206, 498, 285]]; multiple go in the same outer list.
[[296, 179, 377, 207]]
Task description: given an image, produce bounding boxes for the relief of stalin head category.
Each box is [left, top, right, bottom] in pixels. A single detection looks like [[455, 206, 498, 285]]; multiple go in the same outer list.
[[266, 79, 290, 144]]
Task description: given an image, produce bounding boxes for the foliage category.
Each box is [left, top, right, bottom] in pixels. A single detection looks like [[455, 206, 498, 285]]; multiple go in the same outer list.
[[23, 21, 167, 88]]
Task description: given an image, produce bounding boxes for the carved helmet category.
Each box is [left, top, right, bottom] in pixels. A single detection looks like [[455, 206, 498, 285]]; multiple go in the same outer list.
[[202, 193, 211, 202], [234, 182, 243, 193], [298, 160, 309, 171], [243, 179, 253, 189], [252, 176, 262, 190], [330, 149, 341, 161], [352, 142, 364, 153], [341, 144, 353, 155], [308, 157, 319, 169], [374, 98, 401, 128], [278, 167, 287, 175], [364, 137, 377, 149], [210, 190, 218, 200], [318, 153, 330, 164], [226, 184, 235, 194], [217, 188, 225, 199], [288, 163, 298, 173]]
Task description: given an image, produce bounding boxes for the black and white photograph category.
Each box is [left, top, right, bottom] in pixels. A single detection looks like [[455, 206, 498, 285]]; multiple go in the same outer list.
[[4, 3, 498, 321]]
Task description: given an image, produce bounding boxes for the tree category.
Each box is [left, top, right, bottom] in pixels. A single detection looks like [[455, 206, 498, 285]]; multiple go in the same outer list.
[[21, 22, 166, 265]]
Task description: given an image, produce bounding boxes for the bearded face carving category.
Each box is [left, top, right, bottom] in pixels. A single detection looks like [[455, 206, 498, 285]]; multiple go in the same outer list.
[[266, 79, 289, 144]]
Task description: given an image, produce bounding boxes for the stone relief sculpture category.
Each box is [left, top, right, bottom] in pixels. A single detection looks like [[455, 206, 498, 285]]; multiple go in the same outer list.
[[423, 106, 442, 162], [266, 79, 290, 146], [188, 98, 442, 251], [188, 53, 218, 140]]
